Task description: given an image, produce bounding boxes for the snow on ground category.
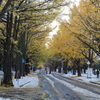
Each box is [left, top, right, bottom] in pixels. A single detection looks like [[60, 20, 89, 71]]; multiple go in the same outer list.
[[47, 72, 100, 100], [0, 71, 39, 88], [0, 71, 4, 74], [1, 70, 100, 99], [62, 72, 100, 83], [13, 74, 39, 88], [0, 71, 3, 79]]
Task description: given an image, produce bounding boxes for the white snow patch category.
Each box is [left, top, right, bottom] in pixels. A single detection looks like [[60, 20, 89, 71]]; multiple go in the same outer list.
[[21, 76, 39, 88], [62, 73, 100, 83], [0, 71, 4, 74], [13, 75, 39, 88]]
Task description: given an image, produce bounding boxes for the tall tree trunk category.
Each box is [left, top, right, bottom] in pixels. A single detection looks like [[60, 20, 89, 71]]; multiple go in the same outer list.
[[22, 32, 26, 76], [3, 12, 13, 86], [73, 65, 76, 75], [77, 65, 81, 76], [20, 32, 26, 76], [88, 49, 93, 68], [25, 58, 30, 75], [72, 59, 76, 75], [63, 59, 68, 74], [76, 59, 81, 76], [15, 52, 22, 79], [10, 16, 18, 73], [58, 61, 61, 73]]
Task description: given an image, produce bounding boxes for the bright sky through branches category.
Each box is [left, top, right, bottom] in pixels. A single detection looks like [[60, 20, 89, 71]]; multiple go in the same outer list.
[[49, 0, 80, 38]]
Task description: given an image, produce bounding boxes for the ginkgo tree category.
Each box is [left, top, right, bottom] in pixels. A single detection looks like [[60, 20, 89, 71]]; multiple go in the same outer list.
[[67, 0, 100, 66], [48, 23, 86, 76], [0, 0, 69, 86], [45, 0, 100, 76], [26, 26, 49, 66]]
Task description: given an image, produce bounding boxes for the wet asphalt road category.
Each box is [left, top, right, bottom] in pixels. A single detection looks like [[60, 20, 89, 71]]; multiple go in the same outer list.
[[52, 73, 100, 95], [39, 74, 81, 100], [39, 73, 100, 100]]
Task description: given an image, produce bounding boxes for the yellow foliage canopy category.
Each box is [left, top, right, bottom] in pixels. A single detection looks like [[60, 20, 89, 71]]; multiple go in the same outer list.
[[48, 23, 85, 60]]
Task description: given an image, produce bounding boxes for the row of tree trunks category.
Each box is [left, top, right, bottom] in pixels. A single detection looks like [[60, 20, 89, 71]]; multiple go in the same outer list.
[[45, 58, 82, 76], [58, 59, 82, 76], [2, 12, 24, 85]]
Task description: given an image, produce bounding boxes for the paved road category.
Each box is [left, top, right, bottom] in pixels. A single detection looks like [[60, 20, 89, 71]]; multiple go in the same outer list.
[[52, 73, 100, 95], [39, 74, 82, 100], [39, 73, 100, 100], [0, 73, 100, 100]]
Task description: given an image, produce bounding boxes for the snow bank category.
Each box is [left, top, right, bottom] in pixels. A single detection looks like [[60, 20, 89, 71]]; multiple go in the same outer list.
[[63, 73, 100, 83], [13, 75, 39, 88]]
